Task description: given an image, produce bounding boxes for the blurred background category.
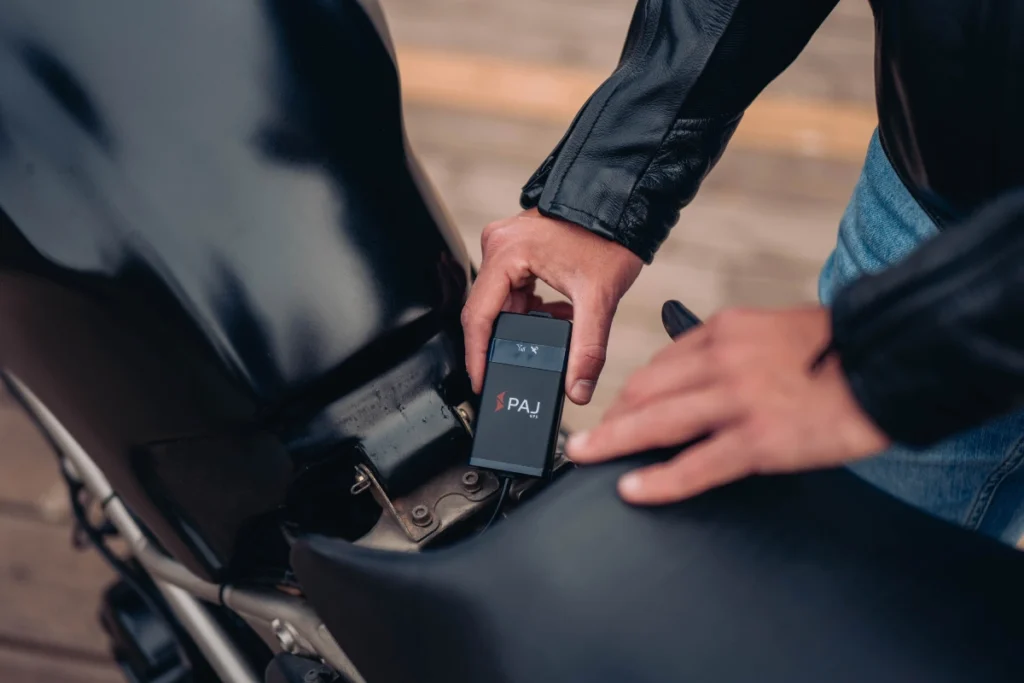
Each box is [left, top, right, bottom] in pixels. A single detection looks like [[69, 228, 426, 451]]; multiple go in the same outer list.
[[394, 0, 875, 426], [0, 0, 874, 679]]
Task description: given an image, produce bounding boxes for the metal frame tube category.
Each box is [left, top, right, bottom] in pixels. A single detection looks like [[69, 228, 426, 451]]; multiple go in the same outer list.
[[6, 376, 260, 683]]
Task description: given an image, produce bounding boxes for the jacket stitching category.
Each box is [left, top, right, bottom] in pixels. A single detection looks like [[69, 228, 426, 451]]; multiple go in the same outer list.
[[614, 113, 740, 245], [608, 0, 744, 239], [547, 0, 661, 206]]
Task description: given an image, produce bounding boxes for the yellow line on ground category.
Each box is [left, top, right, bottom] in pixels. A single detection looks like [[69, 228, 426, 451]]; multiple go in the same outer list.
[[396, 45, 877, 164]]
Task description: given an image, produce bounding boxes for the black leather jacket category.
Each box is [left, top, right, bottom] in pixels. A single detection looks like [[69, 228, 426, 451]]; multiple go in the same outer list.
[[520, 0, 1024, 447]]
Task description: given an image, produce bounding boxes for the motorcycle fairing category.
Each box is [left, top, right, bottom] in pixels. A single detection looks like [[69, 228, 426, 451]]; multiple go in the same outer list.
[[0, 0, 470, 579]]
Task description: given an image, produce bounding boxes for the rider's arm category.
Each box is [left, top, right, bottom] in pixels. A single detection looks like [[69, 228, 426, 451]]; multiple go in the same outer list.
[[520, 0, 841, 262], [831, 189, 1024, 446]]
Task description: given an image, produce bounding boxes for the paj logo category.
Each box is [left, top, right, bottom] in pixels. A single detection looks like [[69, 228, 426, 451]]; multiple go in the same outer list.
[[494, 390, 541, 418]]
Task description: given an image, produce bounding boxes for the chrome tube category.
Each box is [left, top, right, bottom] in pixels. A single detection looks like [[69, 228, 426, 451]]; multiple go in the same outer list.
[[6, 376, 260, 683], [223, 585, 365, 682]]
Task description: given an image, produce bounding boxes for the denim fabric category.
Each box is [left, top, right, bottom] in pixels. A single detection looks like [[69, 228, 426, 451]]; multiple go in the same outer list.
[[819, 131, 1024, 545]]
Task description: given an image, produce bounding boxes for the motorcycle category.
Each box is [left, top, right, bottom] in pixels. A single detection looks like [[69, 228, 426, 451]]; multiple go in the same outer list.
[[1, 1, 1023, 681]]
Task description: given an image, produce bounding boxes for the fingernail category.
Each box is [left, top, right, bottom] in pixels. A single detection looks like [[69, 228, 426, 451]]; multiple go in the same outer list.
[[571, 379, 596, 403], [565, 431, 590, 458], [618, 473, 644, 498]]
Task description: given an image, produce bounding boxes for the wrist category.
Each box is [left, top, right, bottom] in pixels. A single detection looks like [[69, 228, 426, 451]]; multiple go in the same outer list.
[[525, 203, 657, 265], [824, 355, 891, 457]]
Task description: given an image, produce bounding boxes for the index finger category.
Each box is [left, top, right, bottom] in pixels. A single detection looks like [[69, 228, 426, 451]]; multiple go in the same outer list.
[[567, 387, 737, 464], [462, 265, 513, 393]]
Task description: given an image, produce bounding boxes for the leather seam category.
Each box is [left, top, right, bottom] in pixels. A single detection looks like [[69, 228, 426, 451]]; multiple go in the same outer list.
[[545, 0, 661, 208], [546, 201, 602, 223], [610, 5, 744, 241], [611, 114, 689, 241], [614, 113, 740, 245]]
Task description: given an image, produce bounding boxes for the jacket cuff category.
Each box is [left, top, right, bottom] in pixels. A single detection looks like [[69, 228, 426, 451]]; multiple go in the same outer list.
[[829, 189, 1024, 448], [521, 114, 742, 264], [829, 271, 961, 448], [831, 272, 1020, 448]]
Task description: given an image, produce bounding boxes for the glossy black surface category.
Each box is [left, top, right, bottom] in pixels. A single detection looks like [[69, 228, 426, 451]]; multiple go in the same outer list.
[[0, 0, 470, 579], [295, 457, 1024, 683]]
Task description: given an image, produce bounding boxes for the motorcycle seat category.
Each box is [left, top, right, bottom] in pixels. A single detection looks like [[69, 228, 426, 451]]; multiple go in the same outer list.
[[293, 453, 1024, 683]]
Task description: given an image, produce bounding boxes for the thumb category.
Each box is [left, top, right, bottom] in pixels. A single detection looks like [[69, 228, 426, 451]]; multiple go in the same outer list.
[[565, 296, 613, 405]]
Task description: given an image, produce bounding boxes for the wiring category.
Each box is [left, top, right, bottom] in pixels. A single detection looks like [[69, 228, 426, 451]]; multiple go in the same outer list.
[[60, 464, 196, 671], [479, 476, 512, 534]]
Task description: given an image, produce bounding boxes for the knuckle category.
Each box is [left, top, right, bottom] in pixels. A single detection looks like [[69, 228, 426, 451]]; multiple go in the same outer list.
[[482, 219, 504, 239], [461, 303, 483, 328], [509, 245, 533, 271], [480, 226, 496, 252], [481, 221, 514, 253], [577, 342, 608, 365]]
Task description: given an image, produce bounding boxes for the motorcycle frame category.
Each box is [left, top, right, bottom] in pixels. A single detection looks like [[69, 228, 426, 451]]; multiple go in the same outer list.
[[5, 373, 366, 683]]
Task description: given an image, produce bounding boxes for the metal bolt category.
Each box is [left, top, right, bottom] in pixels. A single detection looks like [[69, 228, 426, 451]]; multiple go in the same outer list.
[[410, 504, 433, 527], [461, 470, 481, 492], [271, 618, 300, 654]]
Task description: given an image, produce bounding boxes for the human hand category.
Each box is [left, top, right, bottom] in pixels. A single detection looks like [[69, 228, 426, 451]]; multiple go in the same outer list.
[[462, 208, 644, 404], [566, 306, 890, 504]]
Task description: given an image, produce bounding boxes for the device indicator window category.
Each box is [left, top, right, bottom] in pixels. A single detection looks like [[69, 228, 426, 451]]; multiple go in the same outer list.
[[489, 338, 566, 372]]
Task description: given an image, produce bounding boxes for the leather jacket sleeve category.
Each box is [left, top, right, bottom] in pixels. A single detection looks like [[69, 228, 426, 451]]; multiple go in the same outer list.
[[520, 0, 840, 262], [831, 189, 1024, 447]]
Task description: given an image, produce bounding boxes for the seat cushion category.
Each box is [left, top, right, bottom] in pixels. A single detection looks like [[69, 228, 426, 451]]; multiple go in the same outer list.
[[294, 453, 1024, 683]]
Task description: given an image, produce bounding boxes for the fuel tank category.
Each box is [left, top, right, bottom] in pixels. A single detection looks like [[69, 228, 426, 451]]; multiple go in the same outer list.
[[0, 0, 471, 579]]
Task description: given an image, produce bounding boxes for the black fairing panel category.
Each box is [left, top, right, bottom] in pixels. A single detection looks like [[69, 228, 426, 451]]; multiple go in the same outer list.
[[0, 0, 470, 579], [294, 456, 1024, 683]]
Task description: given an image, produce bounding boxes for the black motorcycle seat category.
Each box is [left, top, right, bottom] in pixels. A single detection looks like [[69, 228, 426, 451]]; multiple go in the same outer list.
[[293, 453, 1024, 683]]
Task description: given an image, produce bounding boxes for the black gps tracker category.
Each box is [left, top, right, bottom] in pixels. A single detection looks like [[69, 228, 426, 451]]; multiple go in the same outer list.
[[469, 311, 571, 477]]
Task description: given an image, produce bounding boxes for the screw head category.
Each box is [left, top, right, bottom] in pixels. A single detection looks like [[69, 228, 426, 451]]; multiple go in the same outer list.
[[461, 470, 481, 492], [411, 504, 432, 526], [271, 619, 299, 654]]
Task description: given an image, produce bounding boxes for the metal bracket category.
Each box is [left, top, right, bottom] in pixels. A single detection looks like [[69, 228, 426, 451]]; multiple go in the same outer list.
[[453, 401, 475, 437], [350, 407, 574, 550], [352, 460, 500, 549]]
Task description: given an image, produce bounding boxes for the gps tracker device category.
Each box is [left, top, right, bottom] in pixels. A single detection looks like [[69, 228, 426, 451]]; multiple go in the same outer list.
[[469, 311, 571, 477]]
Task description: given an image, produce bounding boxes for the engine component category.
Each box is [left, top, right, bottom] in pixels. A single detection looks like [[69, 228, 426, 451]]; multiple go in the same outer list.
[[100, 579, 207, 683]]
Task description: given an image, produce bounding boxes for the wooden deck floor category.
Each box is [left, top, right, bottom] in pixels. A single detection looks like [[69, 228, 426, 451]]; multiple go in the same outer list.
[[0, 0, 875, 678]]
